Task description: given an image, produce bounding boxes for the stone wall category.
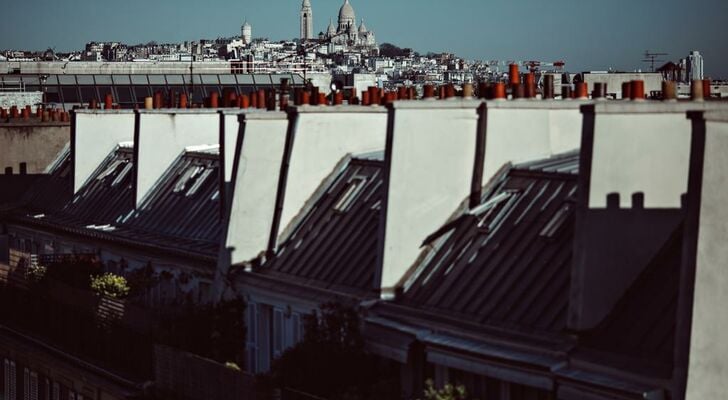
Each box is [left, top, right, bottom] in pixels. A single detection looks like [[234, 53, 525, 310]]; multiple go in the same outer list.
[[0, 92, 43, 109], [0, 121, 69, 173]]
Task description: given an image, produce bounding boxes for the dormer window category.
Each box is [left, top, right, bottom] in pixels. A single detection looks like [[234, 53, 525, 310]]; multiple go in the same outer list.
[[333, 177, 366, 212]]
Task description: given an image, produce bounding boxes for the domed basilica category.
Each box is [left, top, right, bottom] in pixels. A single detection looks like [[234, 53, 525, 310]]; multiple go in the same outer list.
[[300, 0, 376, 49]]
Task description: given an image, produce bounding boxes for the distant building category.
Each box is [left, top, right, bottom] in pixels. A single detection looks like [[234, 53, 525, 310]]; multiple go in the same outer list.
[[241, 20, 252, 45], [300, 0, 313, 41], [322, 0, 377, 50], [687, 50, 704, 81]]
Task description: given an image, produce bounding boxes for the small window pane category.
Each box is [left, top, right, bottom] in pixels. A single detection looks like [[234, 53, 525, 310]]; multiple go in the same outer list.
[[112, 75, 131, 85], [58, 76, 77, 85], [165, 75, 185, 85], [76, 75, 94, 85], [116, 86, 133, 103], [253, 74, 272, 85], [219, 75, 236, 84], [61, 87, 80, 102], [130, 75, 148, 85], [79, 86, 98, 103], [200, 74, 219, 84], [45, 75, 59, 85], [134, 86, 151, 100], [22, 76, 40, 85], [148, 75, 166, 85], [236, 75, 254, 84], [94, 75, 113, 84]]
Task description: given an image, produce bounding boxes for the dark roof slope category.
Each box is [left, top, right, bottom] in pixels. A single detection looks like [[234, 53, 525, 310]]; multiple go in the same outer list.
[[395, 151, 579, 335], [17, 146, 73, 213], [259, 154, 384, 298], [62, 146, 135, 224]]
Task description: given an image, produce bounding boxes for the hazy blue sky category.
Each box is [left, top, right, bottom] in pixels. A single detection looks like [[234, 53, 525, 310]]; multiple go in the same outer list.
[[1, 0, 726, 77]]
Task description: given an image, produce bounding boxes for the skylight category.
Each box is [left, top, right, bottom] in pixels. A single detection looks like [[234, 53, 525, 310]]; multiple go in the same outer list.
[[333, 177, 367, 212]]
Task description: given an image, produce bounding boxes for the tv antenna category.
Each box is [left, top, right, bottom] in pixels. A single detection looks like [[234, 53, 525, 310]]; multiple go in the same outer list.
[[642, 50, 668, 72]]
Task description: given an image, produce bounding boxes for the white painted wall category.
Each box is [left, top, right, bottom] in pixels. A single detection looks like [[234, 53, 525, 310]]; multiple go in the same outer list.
[[134, 110, 219, 206], [686, 112, 728, 400], [226, 113, 289, 265], [380, 100, 585, 297], [481, 102, 585, 185], [380, 101, 481, 296], [220, 109, 264, 184], [276, 107, 387, 242], [587, 103, 728, 209], [73, 110, 135, 194]]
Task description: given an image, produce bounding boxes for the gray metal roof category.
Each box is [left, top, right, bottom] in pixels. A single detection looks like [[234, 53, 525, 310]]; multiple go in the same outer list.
[[257, 155, 384, 298]]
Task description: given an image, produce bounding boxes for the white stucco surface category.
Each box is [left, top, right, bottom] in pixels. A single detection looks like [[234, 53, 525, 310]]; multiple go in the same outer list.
[[276, 107, 387, 241], [686, 115, 728, 400], [135, 111, 219, 205], [481, 104, 584, 183], [380, 102, 481, 295], [73, 111, 135, 193], [589, 113, 691, 208], [226, 113, 289, 265]]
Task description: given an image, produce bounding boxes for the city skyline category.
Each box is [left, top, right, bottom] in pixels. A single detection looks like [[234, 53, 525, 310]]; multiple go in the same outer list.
[[1, 0, 727, 77]]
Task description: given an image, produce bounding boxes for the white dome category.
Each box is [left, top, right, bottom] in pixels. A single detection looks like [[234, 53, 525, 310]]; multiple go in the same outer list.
[[338, 0, 355, 23], [358, 19, 367, 33], [327, 19, 337, 36], [302, 0, 311, 7]]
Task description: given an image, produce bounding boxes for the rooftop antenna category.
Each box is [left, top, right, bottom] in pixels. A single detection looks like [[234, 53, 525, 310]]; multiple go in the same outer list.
[[642, 50, 668, 72]]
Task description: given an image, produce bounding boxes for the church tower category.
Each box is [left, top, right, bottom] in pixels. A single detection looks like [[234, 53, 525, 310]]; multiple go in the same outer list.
[[300, 0, 313, 41]]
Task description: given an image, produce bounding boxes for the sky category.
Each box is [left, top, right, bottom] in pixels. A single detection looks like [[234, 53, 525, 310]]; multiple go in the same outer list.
[[1, 0, 727, 78]]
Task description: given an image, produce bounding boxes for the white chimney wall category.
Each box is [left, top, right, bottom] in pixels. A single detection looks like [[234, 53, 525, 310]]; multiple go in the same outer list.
[[274, 106, 387, 244], [686, 110, 728, 400], [379, 100, 483, 297], [134, 110, 220, 206], [225, 112, 289, 266], [72, 110, 135, 194], [480, 101, 586, 186]]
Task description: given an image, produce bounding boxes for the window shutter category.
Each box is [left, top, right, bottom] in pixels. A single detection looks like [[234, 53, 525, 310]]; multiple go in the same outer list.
[[29, 373, 37, 400], [52, 382, 59, 400], [273, 308, 283, 358], [8, 361, 16, 400], [4, 360, 9, 400], [23, 368, 29, 400]]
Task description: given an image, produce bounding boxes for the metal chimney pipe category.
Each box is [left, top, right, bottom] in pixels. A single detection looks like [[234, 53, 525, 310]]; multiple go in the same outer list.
[[361, 90, 370, 106], [543, 75, 555, 99], [179, 93, 188, 109], [702, 79, 712, 99], [462, 83, 474, 98], [423, 84, 435, 99], [691, 80, 704, 101], [524, 73, 536, 98], [509, 64, 520, 86], [144, 97, 153, 110], [592, 82, 607, 99], [104, 93, 113, 110], [630, 80, 645, 100], [621, 82, 632, 100], [561, 86, 572, 100], [575, 82, 588, 99], [257, 89, 266, 109], [492, 82, 506, 100], [662, 81, 677, 101], [210, 92, 219, 108]]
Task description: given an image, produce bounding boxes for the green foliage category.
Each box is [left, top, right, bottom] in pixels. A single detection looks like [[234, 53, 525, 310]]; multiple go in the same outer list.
[[267, 302, 400, 400], [90, 273, 130, 299], [422, 379, 468, 400], [225, 361, 241, 371], [24, 264, 47, 284]]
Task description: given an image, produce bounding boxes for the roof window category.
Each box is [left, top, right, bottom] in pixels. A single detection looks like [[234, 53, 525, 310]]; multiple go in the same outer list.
[[333, 177, 366, 212]]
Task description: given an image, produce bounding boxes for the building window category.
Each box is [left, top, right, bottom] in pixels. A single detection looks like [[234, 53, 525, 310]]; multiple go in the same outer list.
[[273, 308, 284, 359], [29, 372, 38, 400], [4, 359, 16, 400], [246, 302, 258, 374], [52, 382, 59, 400], [333, 177, 367, 212]]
